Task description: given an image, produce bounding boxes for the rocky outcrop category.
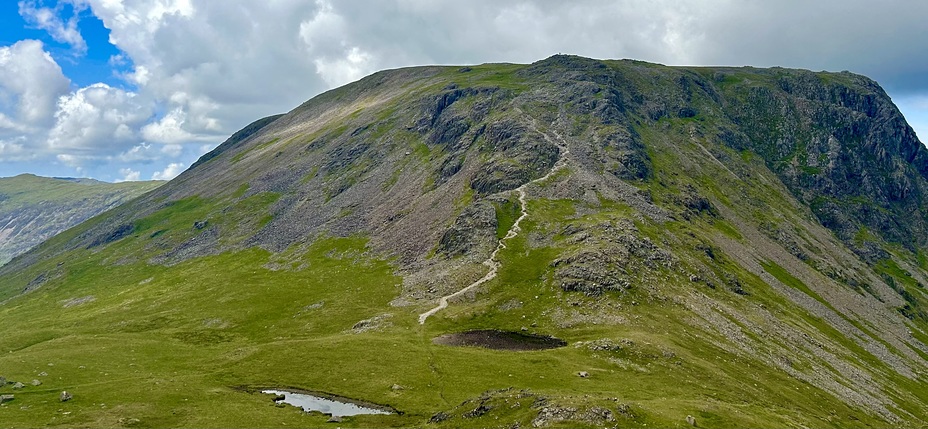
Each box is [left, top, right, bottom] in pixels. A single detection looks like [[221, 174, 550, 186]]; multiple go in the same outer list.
[[0, 175, 161, 266]]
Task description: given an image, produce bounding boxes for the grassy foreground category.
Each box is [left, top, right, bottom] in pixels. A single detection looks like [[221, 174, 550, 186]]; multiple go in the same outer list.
[[0, 197, 895, 428]]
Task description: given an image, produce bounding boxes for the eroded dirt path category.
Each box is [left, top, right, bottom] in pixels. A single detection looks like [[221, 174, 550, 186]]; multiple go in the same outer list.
[[418, 121, 569, 324]]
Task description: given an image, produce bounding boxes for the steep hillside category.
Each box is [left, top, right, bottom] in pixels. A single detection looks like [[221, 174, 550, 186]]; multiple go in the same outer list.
[[0, 175, 162, 266], [0, 56, 927, 428]]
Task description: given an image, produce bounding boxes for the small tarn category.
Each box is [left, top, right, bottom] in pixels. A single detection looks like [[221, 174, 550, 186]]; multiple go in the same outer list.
[[262, 389, 393, 416], [433, 329, 567, 351]]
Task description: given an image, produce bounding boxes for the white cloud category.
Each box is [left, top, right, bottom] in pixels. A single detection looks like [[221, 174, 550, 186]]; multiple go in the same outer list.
[[18, 0, 89, 55], [0, 137, 31, 161], [0, 40, 71, 129], [117, 167, 140, 182], [140, 107, 194, 144], [313, 47, 374, 88], [56, 153, 87, 168], [298, 0, 346, 52], [118, 143, 156, 162], [47, 83, 152, 153], [161, 144, 183, 157], [152, 162, 185, 180]]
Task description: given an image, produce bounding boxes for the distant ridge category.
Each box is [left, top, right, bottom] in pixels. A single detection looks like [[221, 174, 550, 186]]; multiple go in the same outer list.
[[0, 174, 162, 265]]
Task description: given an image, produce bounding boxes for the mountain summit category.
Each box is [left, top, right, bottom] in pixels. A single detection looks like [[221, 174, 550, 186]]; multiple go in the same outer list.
[[1, 56, 927, 428]]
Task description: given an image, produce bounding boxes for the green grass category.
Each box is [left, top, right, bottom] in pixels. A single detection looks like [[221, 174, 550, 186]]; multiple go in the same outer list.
[[0, 190, 900, 428], [493, 195, 521, 240], [0, 175, 162, 207]]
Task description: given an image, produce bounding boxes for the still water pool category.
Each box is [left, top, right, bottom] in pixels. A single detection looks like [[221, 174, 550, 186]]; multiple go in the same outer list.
[[262, 389, 392, 416]]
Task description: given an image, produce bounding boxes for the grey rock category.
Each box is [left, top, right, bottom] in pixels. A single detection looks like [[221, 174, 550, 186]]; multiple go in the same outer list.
[[686, 414, 697, 426], [60, 391, 73, 402], [462, 403, 491, 419], [0, 394, 13, 404], [30, 379, 41, 386], [11, 382, 24, 390], [326, 415, 342, 423], [436, 200, 497, 258], [429, 411, 451, 423], [577, 371, 590, 378]]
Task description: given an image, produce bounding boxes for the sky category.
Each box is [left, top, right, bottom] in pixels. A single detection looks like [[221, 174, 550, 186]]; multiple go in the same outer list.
[[0, 0, 926, 182]]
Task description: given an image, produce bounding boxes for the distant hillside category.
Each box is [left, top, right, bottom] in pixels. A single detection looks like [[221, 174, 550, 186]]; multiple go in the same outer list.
[[0, 174, 162, 265]]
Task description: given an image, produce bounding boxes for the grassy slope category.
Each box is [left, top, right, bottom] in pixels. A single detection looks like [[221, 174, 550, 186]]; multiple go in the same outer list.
[[0, 60, 926, 428], [0, 174, 163, 265], [0, 175, 161, 207], [0, 196, 893, 428]]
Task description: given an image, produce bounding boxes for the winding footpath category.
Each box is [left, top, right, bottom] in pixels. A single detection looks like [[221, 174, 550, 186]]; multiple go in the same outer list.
[[418, 121, 570, 324]]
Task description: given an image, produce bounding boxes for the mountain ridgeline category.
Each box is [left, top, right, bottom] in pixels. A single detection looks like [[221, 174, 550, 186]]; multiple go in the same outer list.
[[0, 175, 162, 267], [1, 56, 927, 428]]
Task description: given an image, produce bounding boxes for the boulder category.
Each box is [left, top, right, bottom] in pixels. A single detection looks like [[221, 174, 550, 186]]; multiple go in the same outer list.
[[577, 371, 590, 378], [686, 414, 697, 426], [31, 379, 41, 386], [326, 415, 342, 423], [429, 411, 451, 423], [0, 394, 13, 404], [60, 391, 73, 402], [12, 382, 24, 390]]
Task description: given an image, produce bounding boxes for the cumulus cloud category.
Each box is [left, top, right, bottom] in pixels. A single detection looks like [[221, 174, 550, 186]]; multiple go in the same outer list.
[[152, 162, 185, 180], [0, 40, 70, 130], [117, 167, 140, 182], [47, 83, 152, 154], [313, 47, 374, 88], [0, 137, 31, 161], [140, 108, 196, 144]]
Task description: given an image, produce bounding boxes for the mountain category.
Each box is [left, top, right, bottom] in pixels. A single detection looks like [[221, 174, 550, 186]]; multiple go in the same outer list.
[[0, 174, 162, 266], [1, 55, 927, 428]]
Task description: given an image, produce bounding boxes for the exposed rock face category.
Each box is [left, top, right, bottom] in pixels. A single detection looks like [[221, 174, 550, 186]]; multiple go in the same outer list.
[[0, 175, 161, 266], [722, 70, 928, 260]]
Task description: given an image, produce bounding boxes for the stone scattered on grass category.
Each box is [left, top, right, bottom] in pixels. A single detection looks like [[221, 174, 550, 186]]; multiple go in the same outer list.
[[12, 382, 24, 390], [327, 415, 343, 423], [60, 391, 73, 402], [686, 414, 697, 426], [0, 394, 13, 404], [429, 412, 451, 423], [31, 379, 41, 386], [38, 372, 48, 377], [0, 376, 6, 385], [61, 295, 96, 308], [577, 371, 590, 378]]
